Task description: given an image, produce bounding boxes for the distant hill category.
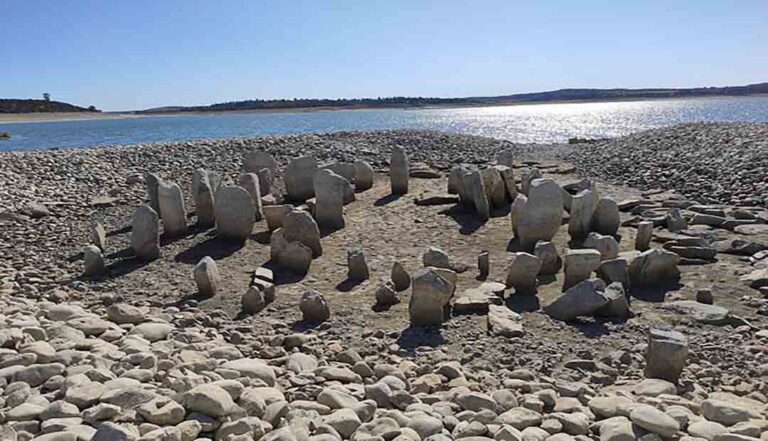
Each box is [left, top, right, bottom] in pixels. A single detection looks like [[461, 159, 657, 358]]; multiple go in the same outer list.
[[0, 99, 99, 114], [140, 82, 768, 113]]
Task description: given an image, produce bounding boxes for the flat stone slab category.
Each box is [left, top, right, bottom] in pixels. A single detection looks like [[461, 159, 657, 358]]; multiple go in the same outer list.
[[664, 300, 731, 325], [735, 224, 768, 235]]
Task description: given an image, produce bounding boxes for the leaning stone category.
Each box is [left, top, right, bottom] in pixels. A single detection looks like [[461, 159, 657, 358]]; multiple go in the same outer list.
[[481, 167, 507, 208], [478, 250, 490, 280], [280, 242, 313, 275], [193, 256, 219, 298], [568, 188, 599, 241], [596, 258, 629, 289], [347, 249, 369, 281], [256, 168, 273, 196], [592, 197, 620, 236], [521, 168, 542, 195], [517, 179, 563, 250], [563, 249, 602, 290], [283, 210, 322, 257], [505, 253, 542, 292], [465, 170, 490, 220], [145, 173, 162, 215], [635, 221, 653, 251], [158, 181, 187, 236], [390, 146, 409, 195], [301, 289, 330, 322], [583, 232, 620, 260], [645, 328, 688, 383], [534, 241, 561, 275], [238, 173, 264, 221], [392, 262, 411, 291], [195, 179, 215, 228], [214, 186, 255, 241], [314, 169, 347, 231], [354, 161, 374, 191], [488, 304, 524, 337], [595, 282, 630, 318], [242, 286, 267, 314], [83, 245, 106, 276], [263, 204, 294, 231], [409, 267, 455, 326], [90, 222, 107, 252], [423, 247, 451, 269], [244, 150, 277, 174], [544, 279, 608, 321], [629, 249, 680, 286], [285, 156, 318, 201]]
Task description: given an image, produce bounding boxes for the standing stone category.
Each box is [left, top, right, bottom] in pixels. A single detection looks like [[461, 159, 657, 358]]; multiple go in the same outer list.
[[132, 205, 160, 261], [83, 245, 106, 276], [696, 288, 714, 305], [517, 179, 563, 250], [314, 169, 347, 231], [563, 249, 602, 290], [597, 258, 629, 289], [481, 167, 507, 209], [521, 168, 542, 195], [636, 221, 653, 251], [191, 168, 212, 198], [592, 197, 620, 236], [347, 250, 369, 281], [354, 161, 374, 191], [409, 268, 455, 326], [214, 186, 255, 241], [505, 253, 542, 292], [392, 262, 411, 291], [90, 221, 107, 252], [423, 247, 451, 269], [280, 242, 313, 275], [645, 328, 689, 383], [534, 241, 561, 275], [629, 249, 680, 286], [300, 289, 330, 322], [569, 189, 599, 242], [465, 170, 490, 221], [244, 150, 277, 174], [193, 256, 219, 298], [665, 208, 687, 232], [242, 286, 267, 313], [448, 166, 466, 195], [285, 156, 318, 201], [375, 282, 399, 307], [497, 150, 515, 169], [195, 179, 215, 228], [256, 168, 273, 197], [390, 146, 409, 195], [327, 162, 356, 183], [493, 165, 517, 201], [509, 194, 528, 238], [238, 173, 264, 221], [583, 232, 620, 260], [263, 205, 294, 231], [146, 173, 163, 215], [158, 181, 187, 237], [478, 251, 490, 280], [283, 211, 322, 257]]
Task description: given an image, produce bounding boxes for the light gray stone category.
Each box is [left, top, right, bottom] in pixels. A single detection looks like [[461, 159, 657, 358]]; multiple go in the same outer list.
[[263, 204, 294, 231], [629, 249, 680, 286], [283, 210, 322, 257], [390, 146, 409, 195], [521, 168, 543, 196], [83, 245, 106, 276], [238, 173, 264, 221], [193, 256, 219, 298], [645, 328, 688, 383], [563, 249, 602, 290], [534, 241, 561, 275], [145, 173, 162, 215], [158, 181, 187, 236], [194, 179, 215, 228], [409, 267, 456, 326], [244, 150, 277, 174], [214, 186, 254, 241], [635, 221, 653, 251], [592, 197, 620, 236], [583, 232, 620, 260], [354, 161, 374, 191], [314, 169, 347, 230], [568, 188, 599, 241], [517, 179, 563, 250], [285, 156, 318, 201], [505, 252, 542, 292]]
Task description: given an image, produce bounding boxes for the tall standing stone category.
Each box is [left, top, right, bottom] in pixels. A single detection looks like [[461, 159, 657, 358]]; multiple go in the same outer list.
[[214, 186, 255, 241], [497, 150, 515, 169], [256, 168, 273, 197], [592, 197, 620, 236], [521, 168, 542, 195], [636, 221, 653, 251], [145, 173, 163, 216], [493, 165, 517, 201], [517, 179, 563, 250], [195, 179, 215, 228], [90, 221, 107, 252], [390, 146, 409, 195], [463, 171, 490, 221], [409, 268, 455, 326], [132, 205, 160, 261], [313, 169, 346, 231], [481, 167, 507, 209], [158, 181, 187, 237], [563, 249, 602, 290], [283, 210, 322, 257], [238, 173, 264, 221], [193, 256, 219, 298], [285, 156, 318, 202], [509, 194, 528, 238], [83, 245, 106, 276], [347, 249, 369, 281], [534, 241, 561, 275], [645, 328, 688, 383], [353, 161, 374, 191], [244, 150, 277, 175], [505, 252, 542, 292], [569, 188, 599, 242]]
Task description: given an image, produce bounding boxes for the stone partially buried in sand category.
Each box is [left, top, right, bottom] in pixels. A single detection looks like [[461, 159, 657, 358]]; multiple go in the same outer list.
[[409, 267, 455, 326], [390, 146, 409, 195], [131, 205, 160, 261], [193, 256, 219, 298], [214, 186, 255, 241]]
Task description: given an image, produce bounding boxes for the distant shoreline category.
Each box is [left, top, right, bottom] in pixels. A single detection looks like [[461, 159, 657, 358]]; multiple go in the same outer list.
[[1, 93, 767, 125]]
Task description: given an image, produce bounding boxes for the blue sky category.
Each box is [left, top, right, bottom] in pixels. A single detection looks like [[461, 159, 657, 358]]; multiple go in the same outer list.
[[2, 0, 766, 111]]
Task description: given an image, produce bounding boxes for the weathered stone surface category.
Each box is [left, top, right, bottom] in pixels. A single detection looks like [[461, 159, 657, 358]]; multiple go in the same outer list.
[[193, 256, 219, 298], [263, 204, 294, 231], [596, 258, 629, 288], [521, 167, 542, 195], [410, 267, 455, 326], [569, 188, 599, 241], [517, 179, 563, 250], [256, 167, 273, 196], [131, 205, 161, 261], [481, 167, 507, 208], [214, 186, 255, 241], [375, 282, 399, 307], [534, 241, 561, 275], [595, 282, 630, 318], [510, 193, 527, 238], [645, 328, 688, 383], [238, 173, 264, 221], [314, 169, 347, 230], [665, 301, 731, 325], [279, 241, 313, 274], [505, 252, 542, 291], [83, 245, 106, 276], [181, 384, 234, 417], [146, 172, 162, 215], [448, 165, 466, 195], [390, 146, 409, 195], [347, 249, 369, 281], [488, 304, 524, 337], [583, 232, 620, 261], [478, 250, 490, 279], [244, 150, 277, 174], [392, 261, 411, 291], [423, 247, 451, 269], [89, 221, 106, 252], [285, 156, 318, 201], [464, 170, 490, 221], [493, 164, 517, 201], [545, 279, 608, 321], [194, 179, 215, 228], [629, 404, 680, 437], [666, 208, 688, 232], [301, 289, 330, 322], [242, 286, 267, 314], [629, 249, 680, 286], [592, 197, 620, 236], [354, 161, 374, 191], [563, 249, 602, 290], [158, 181, 187, 236], [283, 210, 322, 257], [635, 221, 654, 251]]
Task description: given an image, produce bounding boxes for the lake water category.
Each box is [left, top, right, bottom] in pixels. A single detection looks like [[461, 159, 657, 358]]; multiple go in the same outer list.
[[2, 96, 768, 152]]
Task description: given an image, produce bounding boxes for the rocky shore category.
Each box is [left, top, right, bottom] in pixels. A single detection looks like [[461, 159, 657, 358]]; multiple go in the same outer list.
[[0, 125, 767, 441]]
